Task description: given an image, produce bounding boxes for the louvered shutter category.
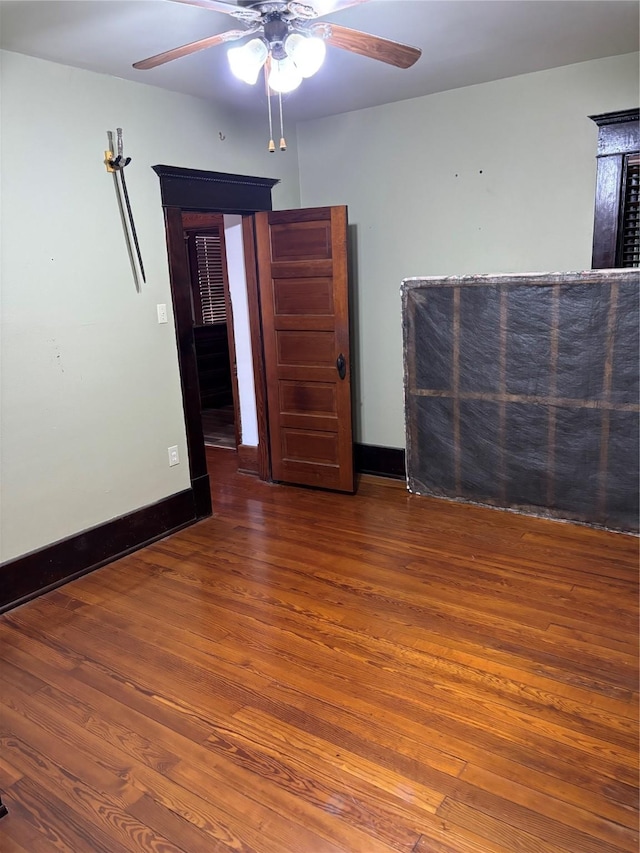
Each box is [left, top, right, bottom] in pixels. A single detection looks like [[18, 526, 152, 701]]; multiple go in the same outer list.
[[620, 154, 639, 268], [194, 232, 227, 325]]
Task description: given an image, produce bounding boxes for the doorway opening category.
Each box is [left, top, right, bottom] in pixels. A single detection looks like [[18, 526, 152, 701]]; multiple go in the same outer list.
[[184, 215, 239, 450], [152, 164, 282, 514]]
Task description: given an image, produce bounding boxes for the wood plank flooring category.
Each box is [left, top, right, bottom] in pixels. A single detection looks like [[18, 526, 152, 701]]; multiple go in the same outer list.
[[202, 406, 236, 449], [0, 446, 638, 852]]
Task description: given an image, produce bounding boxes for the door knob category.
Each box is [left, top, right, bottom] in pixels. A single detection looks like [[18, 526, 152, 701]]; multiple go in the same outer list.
[[336, 353, 346, 380]]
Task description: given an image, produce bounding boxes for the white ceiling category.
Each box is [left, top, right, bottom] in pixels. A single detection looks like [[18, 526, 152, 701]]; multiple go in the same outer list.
[[1, 0, 638, 122]]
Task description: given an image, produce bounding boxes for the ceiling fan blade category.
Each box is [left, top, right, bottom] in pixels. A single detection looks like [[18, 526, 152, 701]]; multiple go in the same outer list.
[[168, 0, 260, 18], [325, 24, 421, 69], [133, 29, 247, 70]]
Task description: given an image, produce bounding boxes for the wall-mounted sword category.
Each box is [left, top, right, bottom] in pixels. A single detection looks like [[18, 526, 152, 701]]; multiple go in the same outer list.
[[105, 128, 146, 287]]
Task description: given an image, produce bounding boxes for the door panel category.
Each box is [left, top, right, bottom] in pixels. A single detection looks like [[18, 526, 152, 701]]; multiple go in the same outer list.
[[273, 277, 334, 315], [277, 331, 336, 367], [280, 382, 337, 415], [282, 429, 339, 464], [279, 381, 337, 432], [270, 221, 332, 260], [256, 206, 354, 492]]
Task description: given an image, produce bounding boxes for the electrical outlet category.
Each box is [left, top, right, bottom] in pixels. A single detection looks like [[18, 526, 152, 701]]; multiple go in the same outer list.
[[168, 445, 179, 467], [157, 304, 168, 324]]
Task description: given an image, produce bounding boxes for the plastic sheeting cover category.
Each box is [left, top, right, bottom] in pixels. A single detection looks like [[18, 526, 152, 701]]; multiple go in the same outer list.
[[402, 270, 639, 532]]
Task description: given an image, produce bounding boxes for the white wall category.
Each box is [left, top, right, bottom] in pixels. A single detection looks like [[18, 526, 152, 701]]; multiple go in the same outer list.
[[0, 50, 300, 562], [296, 52, 640, 448], [224, 215, 258, 447]]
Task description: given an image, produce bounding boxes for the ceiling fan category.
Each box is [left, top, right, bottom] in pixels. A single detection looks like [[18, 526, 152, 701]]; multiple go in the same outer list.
[[133, 0, 422, 89], [133, 0, 421, 151]]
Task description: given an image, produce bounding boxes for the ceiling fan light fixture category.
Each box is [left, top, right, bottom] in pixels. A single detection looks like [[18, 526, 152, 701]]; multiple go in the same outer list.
[[268, 56, 303, 93], [228, 38, 269, 85], [284, 33, 326, 79]]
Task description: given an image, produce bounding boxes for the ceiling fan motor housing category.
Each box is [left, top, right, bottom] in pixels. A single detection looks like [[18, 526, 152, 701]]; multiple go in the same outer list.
[[264, 14, 290, 58]]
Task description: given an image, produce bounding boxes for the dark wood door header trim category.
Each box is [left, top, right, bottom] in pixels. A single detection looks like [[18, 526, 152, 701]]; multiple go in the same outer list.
[[153, 164, 280, 187], [589, 109, 639, 158], [153, 165, 280, 213], [589, 108, 639, 127]]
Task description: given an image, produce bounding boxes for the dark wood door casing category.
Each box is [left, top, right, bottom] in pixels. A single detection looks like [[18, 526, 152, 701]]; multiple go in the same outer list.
[[154, 166, 279, 506], [164, 205, 211, 517], [255, 206, 354, 492]]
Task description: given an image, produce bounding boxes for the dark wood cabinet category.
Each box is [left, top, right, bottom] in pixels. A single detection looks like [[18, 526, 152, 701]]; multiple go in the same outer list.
[[590, 108, 639, 268]]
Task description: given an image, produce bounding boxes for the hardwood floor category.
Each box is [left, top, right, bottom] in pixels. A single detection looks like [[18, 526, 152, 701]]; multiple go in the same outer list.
[[201, 406, 236, 449], [0, 447, 637, 852]]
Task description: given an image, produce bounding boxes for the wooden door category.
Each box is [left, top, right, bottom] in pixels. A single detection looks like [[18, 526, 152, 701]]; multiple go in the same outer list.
[[255, 206, 354, 492]]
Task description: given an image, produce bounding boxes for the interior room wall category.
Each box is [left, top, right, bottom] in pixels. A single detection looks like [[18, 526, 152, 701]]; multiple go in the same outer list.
[[296, 52, 640, 449], [0, 50, 300, 563]]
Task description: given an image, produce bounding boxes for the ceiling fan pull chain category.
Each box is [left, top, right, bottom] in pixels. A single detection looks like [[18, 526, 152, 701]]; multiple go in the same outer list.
[[278, 90, 287, 152], [265, 65, 276, 153]]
